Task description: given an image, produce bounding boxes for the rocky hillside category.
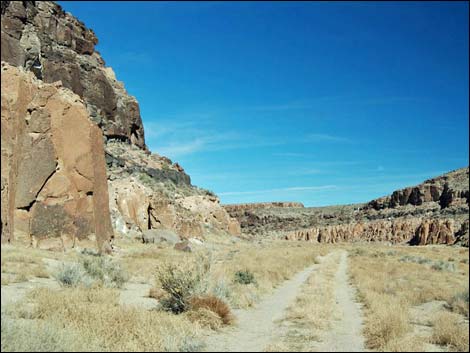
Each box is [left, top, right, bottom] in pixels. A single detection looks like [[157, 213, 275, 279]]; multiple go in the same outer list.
[[226, 168, 469, 246], [1, 1, 240, 250]]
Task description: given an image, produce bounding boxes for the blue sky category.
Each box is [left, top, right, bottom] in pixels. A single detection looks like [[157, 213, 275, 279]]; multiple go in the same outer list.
[[60, 1, 469, 206]]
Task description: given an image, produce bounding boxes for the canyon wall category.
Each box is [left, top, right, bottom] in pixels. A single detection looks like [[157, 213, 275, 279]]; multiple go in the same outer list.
[[227, 168, 469, 246], [1, 1, 146, 148], [1, 1, 240, 247], [1, 63, 113, 251]]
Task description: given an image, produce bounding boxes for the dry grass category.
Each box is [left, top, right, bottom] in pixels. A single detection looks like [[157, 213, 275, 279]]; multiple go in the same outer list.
[[3, 287, 204, 352], [431, 311, 469, 351], [122, 240, 328, 308], [148, 286, 166, 300], [2, 239, 328, 351], [209, 241, 329, 308], [186, 307, 223, 330], [1, 247, 50, 283], [349, 244, 469, 352]]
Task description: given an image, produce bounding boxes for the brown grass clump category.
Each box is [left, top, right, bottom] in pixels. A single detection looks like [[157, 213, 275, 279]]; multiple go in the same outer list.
[[186, 308, 223, 330], [363, 295, 409, 350], [190, 295, 234, 325], [431, 311, 469, 352]]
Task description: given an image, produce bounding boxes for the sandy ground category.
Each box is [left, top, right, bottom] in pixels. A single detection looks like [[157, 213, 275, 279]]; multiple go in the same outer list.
[[313, 251, 366, 352], [204, 262, 322, 352], [204, 251, 367, 352]]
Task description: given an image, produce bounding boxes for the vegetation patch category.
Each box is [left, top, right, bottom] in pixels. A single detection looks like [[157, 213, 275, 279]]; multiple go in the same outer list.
[[54, 255, 128, 288], [234, 269, 257, 285]]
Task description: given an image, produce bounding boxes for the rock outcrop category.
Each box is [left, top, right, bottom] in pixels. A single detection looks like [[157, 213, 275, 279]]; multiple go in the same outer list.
[[366, 168, 469, 210], [1, 1, 241, 245], [286, 218, 456, 245], [1, 63, 113, 251], [106, 145, 241, 240], [1, 1, 146, 148]]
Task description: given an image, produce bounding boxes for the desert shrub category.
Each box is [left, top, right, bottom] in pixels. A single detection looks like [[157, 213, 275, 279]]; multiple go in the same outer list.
[[234, 269, 256, 285], [8, 287, 205, 352], [80, 256, 127, 288], [54, 263, 85, 287], [350, 248, 367, 257], [138, 172, 154, 186], [431, 260, 456, 272], [54, 256, 127, 288], [156, 257, 210, 314], [189, 295, 234, 325]]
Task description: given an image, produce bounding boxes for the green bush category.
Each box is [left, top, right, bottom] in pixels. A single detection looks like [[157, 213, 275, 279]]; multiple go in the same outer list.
[[234, 270, 256, 285]]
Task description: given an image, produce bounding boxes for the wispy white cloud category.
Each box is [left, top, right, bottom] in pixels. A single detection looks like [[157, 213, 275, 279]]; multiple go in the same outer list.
[[304, 133, 352, 143], [218, 185, 337, 196], [145, 119, 282, 158]]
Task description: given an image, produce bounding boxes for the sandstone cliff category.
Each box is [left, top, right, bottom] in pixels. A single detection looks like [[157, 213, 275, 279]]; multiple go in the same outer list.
[[1, 1, 146, 148], [1, 63, 113, 251], [1, 1, 240, 246], [366, 167, 469, 210], [227, 168, 469, 246]]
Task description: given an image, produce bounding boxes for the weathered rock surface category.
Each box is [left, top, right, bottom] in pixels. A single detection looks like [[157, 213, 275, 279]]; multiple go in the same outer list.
[[1, 63, 113, 251], [228, 168, 469, 246], [286, 218, 456, 245], [1, 1, 146, 148], [366, 168, 469, 210], [106, 153, 241, 241]]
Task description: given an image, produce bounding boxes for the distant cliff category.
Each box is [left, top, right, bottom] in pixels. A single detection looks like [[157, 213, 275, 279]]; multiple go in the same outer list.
[[226, 168, 469, 246]]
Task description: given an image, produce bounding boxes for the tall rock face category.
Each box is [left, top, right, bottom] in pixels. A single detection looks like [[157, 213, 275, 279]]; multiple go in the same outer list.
[[1, 1, 241, 243], [1, 63, 113, 251], [1, 1, 146, 148]]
